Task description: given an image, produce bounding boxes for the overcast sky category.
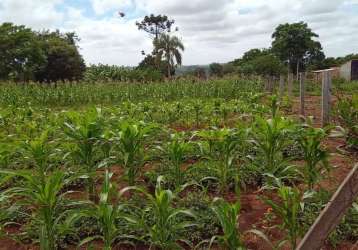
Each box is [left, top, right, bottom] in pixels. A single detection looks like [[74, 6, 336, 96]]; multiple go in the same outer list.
[[1, 0, 358, 66]]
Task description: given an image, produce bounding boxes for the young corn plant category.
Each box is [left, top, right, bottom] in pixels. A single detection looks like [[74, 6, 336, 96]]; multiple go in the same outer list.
[[19, 130, 53, 175], [71, 170, 133, 250], [0, 143, 12, 169], [115, 121, 153, 186], [124, 176, 196, 249], [193, 100, 202, 128], [220, 105, 230, 126], [99, 129, 116, 169], [209, 197, 245, 250], [212, 100, 222, 127], [298, 125, 330, 190], [263, 185, 303, 249], [335, 95, 358, 149], [164, 133, 192, 188], [197, 128, 239, 193], [250, 116, 297, 188], [0, 169, 85, 250], [63, 107, 104, 202]]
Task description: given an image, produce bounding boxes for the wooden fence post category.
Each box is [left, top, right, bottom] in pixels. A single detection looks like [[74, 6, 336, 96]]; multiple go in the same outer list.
[[297, 164, 358, 250], [299, 72, 305, 116], [288, 73, 293, 97], [322, 70, 331, 127], [279, 75, 285, 99], [270, 76, 274, 94], [265, 75, 269, 92]]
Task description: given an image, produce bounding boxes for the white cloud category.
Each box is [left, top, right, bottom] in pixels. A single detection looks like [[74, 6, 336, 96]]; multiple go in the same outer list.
[[63, 8, 151, 66], [0, 0, 357, 65], [91, 0, 132, 15], [0, 0, 64, 29]]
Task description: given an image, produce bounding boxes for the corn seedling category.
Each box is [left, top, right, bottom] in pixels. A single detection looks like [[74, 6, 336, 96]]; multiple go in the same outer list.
[[20, 130, 53, 174], [298, 125, 330, 190], [163, 133, 192, 188], [0, 169, 86, 250], [63, 107, 104, 202], [205, 193, 245, 250], [197, 128, 240, 193], [124, 176, 196, 249], [115, 121, 153, 185], [263, 185, 303, 249], [71, 170, 134, 250], [250, 116, 297, 188], [335, 95, 358, 149]]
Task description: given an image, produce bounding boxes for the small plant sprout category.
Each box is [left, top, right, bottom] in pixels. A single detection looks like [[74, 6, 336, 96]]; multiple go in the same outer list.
[[115, 121, 154, 185]]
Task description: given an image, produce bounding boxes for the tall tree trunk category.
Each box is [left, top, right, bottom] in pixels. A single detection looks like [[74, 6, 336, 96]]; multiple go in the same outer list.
[[153, 36, 159, 70], [167, 62, 171, 79], [296, 59, 300, 81], [167, 52, 171, 79]]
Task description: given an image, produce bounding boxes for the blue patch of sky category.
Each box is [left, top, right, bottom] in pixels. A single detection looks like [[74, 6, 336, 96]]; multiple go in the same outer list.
[[114, 0, 146, 20], [58, 0, 146, 19], [341, 2, 358, 14], [56, 0, 146, 20], [57, 0, 95, 17], [238, 7, 253, 15]]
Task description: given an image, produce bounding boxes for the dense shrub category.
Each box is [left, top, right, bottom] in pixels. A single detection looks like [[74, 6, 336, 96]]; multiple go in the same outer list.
[[84, 64, 163, 83]]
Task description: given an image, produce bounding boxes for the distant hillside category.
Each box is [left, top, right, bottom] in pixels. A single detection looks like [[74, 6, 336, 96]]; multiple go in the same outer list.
[[175, 65, 210, 76]]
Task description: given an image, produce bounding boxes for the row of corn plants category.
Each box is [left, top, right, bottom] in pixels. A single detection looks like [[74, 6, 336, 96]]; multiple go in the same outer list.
[[0, 81, 357, 249], [0, 78, 263, 107]]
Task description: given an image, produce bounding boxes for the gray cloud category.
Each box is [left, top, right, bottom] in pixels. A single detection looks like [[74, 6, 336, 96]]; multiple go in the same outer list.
[[0, 0, 64, 29], [0, 0, 357, 65]]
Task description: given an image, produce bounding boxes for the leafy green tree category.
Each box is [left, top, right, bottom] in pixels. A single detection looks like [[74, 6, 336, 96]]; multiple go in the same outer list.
[[249, 54, 285, 76], [194, 67, 207, 79], [271, 22, 324, 76], [136, 14, 179, 74], [209, 63, 224, 77], [233, 48, 270, 66], [234, 49, 284, 76], [137, 54, 168, 76], [0, 23, 85, 82], [35, 31, 86, 82], [154, 34, 185, 77], [137, 54, 157, 70], [222, 63, 236, 75], [0, 23, 45, 81], [309, 57, 338, 70], [136, 14, 176, 40]]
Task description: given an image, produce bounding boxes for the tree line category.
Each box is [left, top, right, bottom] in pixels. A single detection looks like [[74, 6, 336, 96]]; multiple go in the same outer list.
[[0, 23, 85, 82], [1, 18, 357, 83], [227, 22, 358, 79], [193, 22, 357, 79]]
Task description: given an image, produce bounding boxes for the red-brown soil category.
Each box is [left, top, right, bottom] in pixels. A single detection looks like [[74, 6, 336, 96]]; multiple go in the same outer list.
[[0, 95, 356, 250]]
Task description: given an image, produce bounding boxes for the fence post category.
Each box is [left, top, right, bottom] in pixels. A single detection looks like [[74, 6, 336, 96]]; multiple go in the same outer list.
[[288, 72, 293, 97], [322, 71, 331, 127], [299, 72, 305, 116], [264, 75, 269, 92], [279, 75, 285, 99], [270, 76, 274, 94], [297, 164, 358, 250]]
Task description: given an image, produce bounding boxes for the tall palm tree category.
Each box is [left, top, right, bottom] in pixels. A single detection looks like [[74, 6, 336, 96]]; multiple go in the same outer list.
[[154, 34, 184, 78]]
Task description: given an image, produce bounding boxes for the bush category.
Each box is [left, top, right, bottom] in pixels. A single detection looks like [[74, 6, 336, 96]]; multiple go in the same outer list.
[[84, 64, 163, 83]]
